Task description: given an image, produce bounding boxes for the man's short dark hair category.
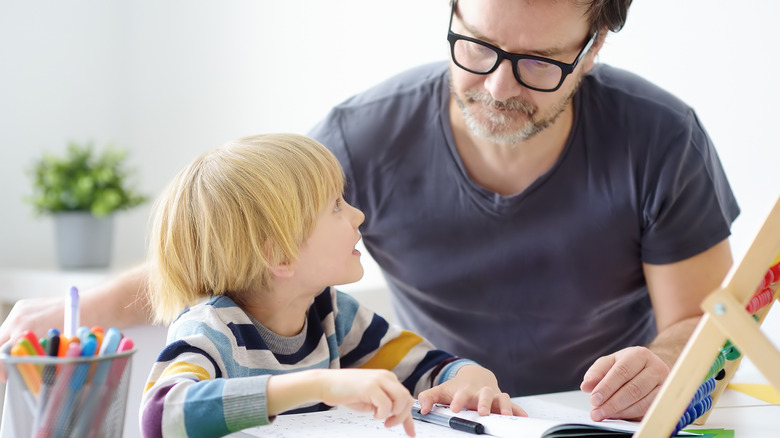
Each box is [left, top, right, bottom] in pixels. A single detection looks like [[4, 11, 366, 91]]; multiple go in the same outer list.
[[447, 0, 633, 39], [580, 0, 633, 34]]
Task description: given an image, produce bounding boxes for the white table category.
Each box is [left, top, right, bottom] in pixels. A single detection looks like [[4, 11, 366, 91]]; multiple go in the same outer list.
[[2, 268, 778, 437], [226, 388, 777, 438]]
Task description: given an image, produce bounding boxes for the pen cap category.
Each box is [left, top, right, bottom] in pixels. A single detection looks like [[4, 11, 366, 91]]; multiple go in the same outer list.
[[64, 286, 80, 338], [449, 416, 485, 434]]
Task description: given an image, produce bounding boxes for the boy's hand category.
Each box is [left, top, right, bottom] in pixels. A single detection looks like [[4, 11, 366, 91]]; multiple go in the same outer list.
[[317, 369, 416, 436], [417, 365, 526, 417]]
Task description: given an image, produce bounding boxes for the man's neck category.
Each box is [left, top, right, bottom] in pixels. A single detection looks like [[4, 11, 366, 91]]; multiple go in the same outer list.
[[449, 98, 574, 196]]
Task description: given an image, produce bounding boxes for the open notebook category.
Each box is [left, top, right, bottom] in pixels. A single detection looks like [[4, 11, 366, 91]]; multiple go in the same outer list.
[[230, 395, 701, 438]]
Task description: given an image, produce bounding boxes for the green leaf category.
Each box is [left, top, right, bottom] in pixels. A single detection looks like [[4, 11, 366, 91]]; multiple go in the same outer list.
[[25, 141, 148, 216]]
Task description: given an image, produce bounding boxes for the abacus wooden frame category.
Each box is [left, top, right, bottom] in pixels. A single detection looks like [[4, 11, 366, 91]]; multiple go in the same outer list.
[[634, 195, 780, 437]]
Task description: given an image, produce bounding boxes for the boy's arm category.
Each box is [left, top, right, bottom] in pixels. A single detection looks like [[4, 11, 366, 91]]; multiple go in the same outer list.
[[332, 290, 521, 417], [331, 289, 451, 395], [141, 359, 273, 437], [142, 361, 415, 437]]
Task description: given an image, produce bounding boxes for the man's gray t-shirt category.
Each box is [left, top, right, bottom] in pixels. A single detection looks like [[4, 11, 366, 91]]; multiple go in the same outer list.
[[308, 62, 739, 396]]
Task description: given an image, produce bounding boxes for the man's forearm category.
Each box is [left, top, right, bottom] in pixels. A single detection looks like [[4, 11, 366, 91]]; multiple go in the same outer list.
[[81, 264, 153, 328], [646, 315, 701, 369]]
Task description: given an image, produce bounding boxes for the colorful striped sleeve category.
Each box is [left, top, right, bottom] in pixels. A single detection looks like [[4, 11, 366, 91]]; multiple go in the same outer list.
[[331, 289, 478, 397], [140, 308, 272, 437]]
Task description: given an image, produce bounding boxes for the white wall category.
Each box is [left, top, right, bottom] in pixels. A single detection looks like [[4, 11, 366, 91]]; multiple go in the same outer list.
[[0, 0, 449, 271], [2, 1, 778, 273], [0, 1, 779, 437], [2, 0, 778, 353]]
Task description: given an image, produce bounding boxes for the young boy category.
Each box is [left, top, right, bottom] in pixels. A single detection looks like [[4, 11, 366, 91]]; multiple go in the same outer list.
[[140, 134, 523, 438]]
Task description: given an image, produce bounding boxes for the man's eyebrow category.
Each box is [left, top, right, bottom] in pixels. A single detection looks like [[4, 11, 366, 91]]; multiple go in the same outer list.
[[458, 15, 569, 58]]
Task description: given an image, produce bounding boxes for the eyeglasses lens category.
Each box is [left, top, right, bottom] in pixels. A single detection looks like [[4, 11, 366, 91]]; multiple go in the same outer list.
[[452, 38, 564, 91]]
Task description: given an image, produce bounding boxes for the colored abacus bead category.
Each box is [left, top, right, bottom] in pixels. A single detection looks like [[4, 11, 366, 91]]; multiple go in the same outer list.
[[699, 378, 716, 399], [770, 262, 780, 283], [723, 344, 741, 360], [671, 395, 714, 436], [746, 287, 774, 315], [764, 269, 774, 287]]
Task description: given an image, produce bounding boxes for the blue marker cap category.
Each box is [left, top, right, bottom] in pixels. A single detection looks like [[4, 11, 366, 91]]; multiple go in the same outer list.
[[99, 328, 122, 356], [80, 337, 98, 357]]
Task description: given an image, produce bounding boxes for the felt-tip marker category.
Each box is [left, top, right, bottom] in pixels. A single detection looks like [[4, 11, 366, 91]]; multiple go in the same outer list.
[[65, 286, 80, 339], [412, 406, 485, 434]]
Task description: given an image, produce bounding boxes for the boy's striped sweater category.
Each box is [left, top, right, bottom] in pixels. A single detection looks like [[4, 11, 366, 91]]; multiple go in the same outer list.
[[140, 287, 475, 438]]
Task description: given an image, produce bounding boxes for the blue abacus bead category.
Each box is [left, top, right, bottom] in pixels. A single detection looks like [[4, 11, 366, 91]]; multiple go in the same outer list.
[[703, 395, 713, 412], [693, 401, 706, 418], [674, 413, 690, 436], [702, 379, 715, 400], [672, 419, 686, 437], [672, 421, 684, 437], [692, 378, 716, 405], [703, 378, 716, 395], [691, 385, 703, 405], [683, 405, 696, 424], [698, 379, 710, 398]]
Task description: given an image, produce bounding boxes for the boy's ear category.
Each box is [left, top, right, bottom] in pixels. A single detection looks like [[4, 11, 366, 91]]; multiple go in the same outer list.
[[269, 261, 295, 278], [264, 241, 295, 278]]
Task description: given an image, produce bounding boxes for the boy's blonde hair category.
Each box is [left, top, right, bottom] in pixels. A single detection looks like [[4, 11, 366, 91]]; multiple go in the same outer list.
[[147, 133, 345, 324]]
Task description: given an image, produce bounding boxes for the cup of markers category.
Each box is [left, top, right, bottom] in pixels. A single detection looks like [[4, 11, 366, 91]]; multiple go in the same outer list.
[[0, 325, 135, 437]]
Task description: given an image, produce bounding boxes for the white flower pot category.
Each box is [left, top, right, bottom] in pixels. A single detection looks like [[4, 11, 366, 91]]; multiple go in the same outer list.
[[54, 212, 114, 269]]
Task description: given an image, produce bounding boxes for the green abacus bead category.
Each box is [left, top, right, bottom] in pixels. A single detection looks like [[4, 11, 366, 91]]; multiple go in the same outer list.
[[723, 345, 741, 361]]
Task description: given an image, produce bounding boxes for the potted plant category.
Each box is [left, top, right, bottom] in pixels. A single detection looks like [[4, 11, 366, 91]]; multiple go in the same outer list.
[[27, 141, 148, 269]]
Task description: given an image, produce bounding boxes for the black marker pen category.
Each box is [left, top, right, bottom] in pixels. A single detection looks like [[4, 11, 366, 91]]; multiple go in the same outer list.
[[411, 406, 485, 434]]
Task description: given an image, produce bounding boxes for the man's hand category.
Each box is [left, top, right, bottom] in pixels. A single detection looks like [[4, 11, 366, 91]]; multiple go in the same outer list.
[[580, 346, 670, 421], [580, 239, 733, 421], [0, 296, 67, 382]]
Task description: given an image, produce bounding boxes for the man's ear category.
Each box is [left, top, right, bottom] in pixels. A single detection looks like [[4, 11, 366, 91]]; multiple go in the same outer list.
[[583, 29, 607, 74], [269, 261, 295, 278]]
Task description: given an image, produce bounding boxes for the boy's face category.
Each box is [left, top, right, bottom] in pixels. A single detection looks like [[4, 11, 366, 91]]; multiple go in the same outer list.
[[291, 195, 366, 292]]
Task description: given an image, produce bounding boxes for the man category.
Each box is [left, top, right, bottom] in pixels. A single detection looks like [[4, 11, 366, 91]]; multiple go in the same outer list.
[[0, 0, 737, 422], [306, 0, 737, 420]]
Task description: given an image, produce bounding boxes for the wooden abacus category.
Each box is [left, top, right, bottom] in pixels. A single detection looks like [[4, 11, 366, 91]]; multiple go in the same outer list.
[[634, 195, 780, 438]]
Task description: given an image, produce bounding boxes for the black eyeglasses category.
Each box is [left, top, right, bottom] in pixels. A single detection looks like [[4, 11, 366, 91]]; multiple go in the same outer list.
[[447, 0, 595, 92]]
